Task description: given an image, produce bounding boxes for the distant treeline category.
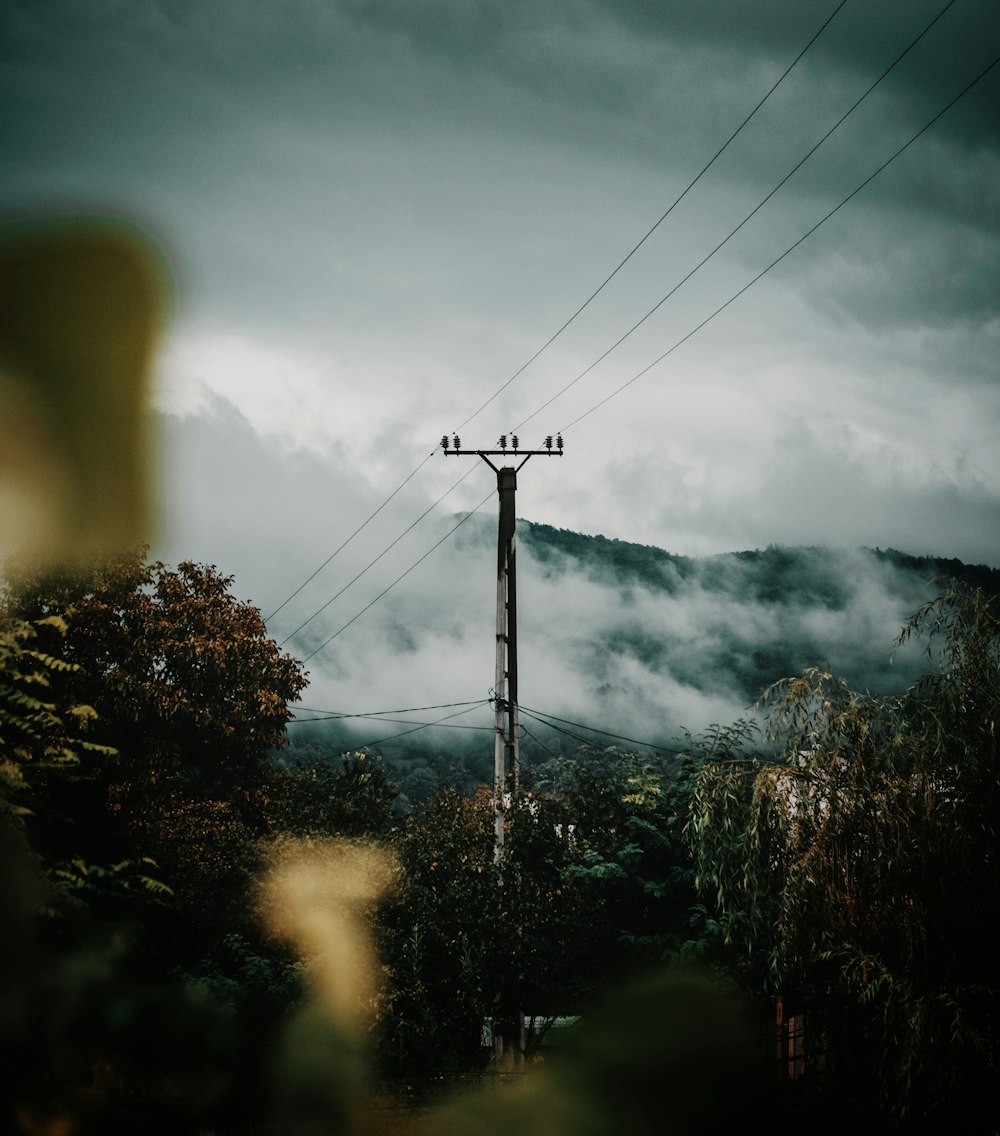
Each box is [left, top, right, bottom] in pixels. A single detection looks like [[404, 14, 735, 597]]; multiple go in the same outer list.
[[521, 521, 1000, 604], [291, 529, 1000, 802]]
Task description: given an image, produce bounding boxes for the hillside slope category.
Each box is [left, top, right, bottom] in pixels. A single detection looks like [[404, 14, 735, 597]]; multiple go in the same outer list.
[[288, 523, 999, 800]]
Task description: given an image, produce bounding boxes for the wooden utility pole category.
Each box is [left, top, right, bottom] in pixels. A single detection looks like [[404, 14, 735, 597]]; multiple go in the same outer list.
[[442, 433, 563, 862]]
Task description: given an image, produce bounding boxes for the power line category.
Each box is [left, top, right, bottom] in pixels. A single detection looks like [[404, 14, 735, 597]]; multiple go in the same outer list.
[[261, 2, 847, 622], [514, 0, 959, 435], [558, 45, 1000, 434], [341, 701, 490, 749], [285, 41, 995, 661], [272, 12, 989, 659], [290, 698, 489, 719], [277, 460, 480, 646], [518, 722, 561, 761], [290, 703, 494, 730], [292, 714, 494, 731], [297, 488, 495, 663], [288, 695, 689, 756], [264, 449, 437, 622], [288, 698, 764, 766], [456, 0, 849, 432], [519, 705, 687, 756]]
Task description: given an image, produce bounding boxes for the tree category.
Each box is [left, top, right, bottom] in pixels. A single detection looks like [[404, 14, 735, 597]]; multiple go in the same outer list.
[[530, 749, 703, 986], [4, 548, 305, 788], [374, 748, 706, 1085], [266, 750, 398, 840], [0, 611, 160, 911], [686, 585, 1000, 1129], [0, 550, 312, 1131], [376, 786, 498, 1083], [1, 549, 307, 953]]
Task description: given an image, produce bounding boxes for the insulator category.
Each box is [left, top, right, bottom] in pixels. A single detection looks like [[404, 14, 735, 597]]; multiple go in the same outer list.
[[453, 435, 460, 449], [545, 435, 552, 450], [512, 435, 519, 450], [500, 434, 507, 449], [441, 435, 449, 450], [557, 434, 563, 451]]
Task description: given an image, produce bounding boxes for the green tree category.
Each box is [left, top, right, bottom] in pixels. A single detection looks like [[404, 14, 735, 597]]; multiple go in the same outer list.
[[374, 750, 706, 1085], [686, 586, 1000, 1129], [376, 786, 498, 1083], [0, 611, 153, 909], [535, 749, 702, 984], [2, 549, 307, 959], [267, 750, 398, 840]]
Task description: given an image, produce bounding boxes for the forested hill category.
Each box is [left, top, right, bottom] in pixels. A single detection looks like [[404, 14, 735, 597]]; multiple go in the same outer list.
[[516, 522, 1000, 706], [521, 521, 1000, 606], [288, 521, 999, 802]]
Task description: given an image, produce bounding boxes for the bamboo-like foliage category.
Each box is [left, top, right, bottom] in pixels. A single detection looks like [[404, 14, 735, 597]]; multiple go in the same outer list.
[[685, 586, 1000, 1128]]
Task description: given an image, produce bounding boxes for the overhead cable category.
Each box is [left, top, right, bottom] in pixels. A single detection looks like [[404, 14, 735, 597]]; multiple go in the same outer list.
[[515, 0, 959, 434], [290, 698, 489, 719], [518, 722, 561, 761], [283, 42, 996, 661], [456, 0, 850, 432], [278, 460, 480, 646], [519, 705, 687, 756], [264, 450, 437, 622], [558, 45, 999, 433], [341, 700, 490, 749], [298, 488, 495, 662]]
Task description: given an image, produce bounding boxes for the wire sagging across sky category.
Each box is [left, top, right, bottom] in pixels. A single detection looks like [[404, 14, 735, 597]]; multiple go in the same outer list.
[[288, 699, 494, 750], [296, 487, 496, 663], [558, 47, 1000, 435], [277, 459, 481, 647], [513, 0, 960, 435]]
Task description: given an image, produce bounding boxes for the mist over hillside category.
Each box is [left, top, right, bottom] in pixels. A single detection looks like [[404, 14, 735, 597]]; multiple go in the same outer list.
[[286, 520, 999, 804]]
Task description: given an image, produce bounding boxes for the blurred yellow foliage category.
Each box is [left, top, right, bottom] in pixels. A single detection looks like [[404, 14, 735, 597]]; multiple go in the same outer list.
[[0, 217, 170, 568], [258, 836, 399, 1035]]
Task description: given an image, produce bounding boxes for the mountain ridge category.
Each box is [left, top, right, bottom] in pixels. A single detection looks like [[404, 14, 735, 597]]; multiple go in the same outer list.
[[288, 522, 999, 804]]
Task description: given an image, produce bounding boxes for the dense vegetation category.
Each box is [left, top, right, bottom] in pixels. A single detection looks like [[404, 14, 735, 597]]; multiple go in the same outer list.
[[2, 544, 998, 1133], [301, 524, 1000, 790], [686, 585, 1000, 1131]]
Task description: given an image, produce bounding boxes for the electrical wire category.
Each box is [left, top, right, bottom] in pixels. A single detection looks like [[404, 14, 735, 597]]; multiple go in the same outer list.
[[288, 697, 764, 767], [273, 10, 991, 661], [340, 701, 490, 749], [278, 460, 480, 646], [286, 46, 995, 665], [518, 722, 561, 761], [519, 705, 687, 755], [558, 45, 1000, 434], [290, 698, 488, 719], [264, 449, 437, 622], [455, 0, 850, 432], [291, 714, 494, 731], [297, 488, 495, 663], [262, 1, 847, 622], [514, 0, 959, 435]]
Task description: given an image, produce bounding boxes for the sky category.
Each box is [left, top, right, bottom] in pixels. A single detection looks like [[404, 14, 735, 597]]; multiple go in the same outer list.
[[2, 0, 999, 740]]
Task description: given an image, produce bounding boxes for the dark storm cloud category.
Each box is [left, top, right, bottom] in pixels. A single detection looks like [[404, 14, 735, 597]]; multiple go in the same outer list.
[[5, 0, 992, 344]]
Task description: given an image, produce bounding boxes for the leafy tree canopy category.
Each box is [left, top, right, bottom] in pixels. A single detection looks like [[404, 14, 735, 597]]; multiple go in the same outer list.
[[686, 585, 1000, 1129], [2, 547, 307, 805]]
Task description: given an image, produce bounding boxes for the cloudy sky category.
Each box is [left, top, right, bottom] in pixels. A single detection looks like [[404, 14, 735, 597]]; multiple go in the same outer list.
[[3, 0, 998, 736]]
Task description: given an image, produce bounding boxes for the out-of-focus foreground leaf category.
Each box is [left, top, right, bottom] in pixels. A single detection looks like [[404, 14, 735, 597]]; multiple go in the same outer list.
[[0, 217, 170, 566]]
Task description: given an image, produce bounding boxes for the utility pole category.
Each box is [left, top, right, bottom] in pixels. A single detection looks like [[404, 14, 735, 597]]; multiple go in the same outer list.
[[442, 433, 563, 863]]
